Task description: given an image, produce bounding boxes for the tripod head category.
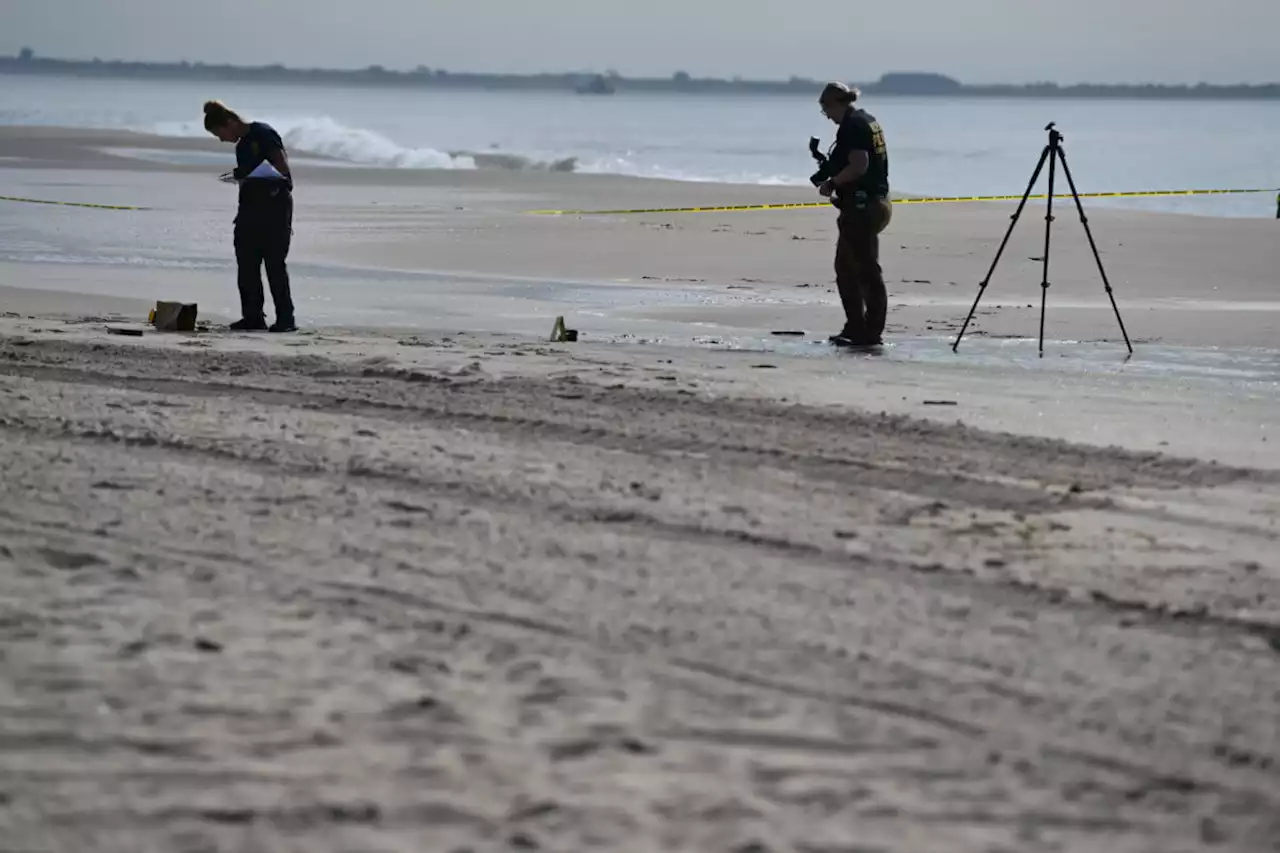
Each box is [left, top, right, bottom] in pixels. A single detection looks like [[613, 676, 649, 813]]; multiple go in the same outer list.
[[1045, 122, 1062, 148]]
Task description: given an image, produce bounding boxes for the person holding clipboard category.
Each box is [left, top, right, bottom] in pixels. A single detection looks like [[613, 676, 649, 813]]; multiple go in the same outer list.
[[203, 100, 297, 332]]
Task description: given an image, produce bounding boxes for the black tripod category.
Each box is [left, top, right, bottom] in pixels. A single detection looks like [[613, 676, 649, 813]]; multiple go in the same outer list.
[[952, 123, 1133, 357]]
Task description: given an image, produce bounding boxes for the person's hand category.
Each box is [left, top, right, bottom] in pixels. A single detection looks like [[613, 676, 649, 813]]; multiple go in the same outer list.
[[818, 179, 835, 197], [217, 171, 238, 184]]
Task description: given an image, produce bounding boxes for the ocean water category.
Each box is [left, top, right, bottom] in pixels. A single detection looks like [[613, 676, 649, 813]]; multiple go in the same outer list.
[[1, 74, 1277, 218]]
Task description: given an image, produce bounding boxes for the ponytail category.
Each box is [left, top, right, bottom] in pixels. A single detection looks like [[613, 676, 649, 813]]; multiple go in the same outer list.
[[819, 82, 859, 106]]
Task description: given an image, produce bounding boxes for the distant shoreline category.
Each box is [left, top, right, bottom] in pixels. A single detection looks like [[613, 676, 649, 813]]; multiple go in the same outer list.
[[4, 53, 1279, 100]]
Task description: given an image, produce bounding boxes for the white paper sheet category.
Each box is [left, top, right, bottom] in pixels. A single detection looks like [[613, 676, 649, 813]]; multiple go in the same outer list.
[[246, 160, 285, 180]]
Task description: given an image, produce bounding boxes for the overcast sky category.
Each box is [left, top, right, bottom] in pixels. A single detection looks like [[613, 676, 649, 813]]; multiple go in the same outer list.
[[3, 0, 1275, 85]]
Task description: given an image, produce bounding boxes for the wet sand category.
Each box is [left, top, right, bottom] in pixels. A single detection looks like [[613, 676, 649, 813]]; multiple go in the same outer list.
[[1, 126, 1279, 853], [2, 125, 1278, 349]]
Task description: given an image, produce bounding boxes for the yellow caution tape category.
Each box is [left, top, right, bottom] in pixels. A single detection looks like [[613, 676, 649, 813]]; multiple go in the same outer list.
[[3, 185, 1270, 218], [526, 187, 1280, 216], [0, 194, 146, 211]]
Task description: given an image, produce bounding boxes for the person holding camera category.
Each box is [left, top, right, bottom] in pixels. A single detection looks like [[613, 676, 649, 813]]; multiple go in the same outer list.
[[815, 82, 891, 346], [203, 100, 298, 333]]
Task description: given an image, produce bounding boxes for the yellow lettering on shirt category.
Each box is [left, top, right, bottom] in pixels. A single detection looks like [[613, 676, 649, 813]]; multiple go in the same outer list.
[[869, 122, 887, 156]]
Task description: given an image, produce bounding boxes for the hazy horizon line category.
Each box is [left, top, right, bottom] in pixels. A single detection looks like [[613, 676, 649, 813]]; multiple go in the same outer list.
[[6, 48, 1280, 90]]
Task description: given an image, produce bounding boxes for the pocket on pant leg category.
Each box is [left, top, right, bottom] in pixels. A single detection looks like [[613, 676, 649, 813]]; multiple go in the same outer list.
[[875, 199, 893, 233], [233, 227, 254, 265]]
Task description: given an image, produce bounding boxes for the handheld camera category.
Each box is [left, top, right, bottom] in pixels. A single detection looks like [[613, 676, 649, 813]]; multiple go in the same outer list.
[[807, 136, 833, 187], [807, 136, 842, 207]]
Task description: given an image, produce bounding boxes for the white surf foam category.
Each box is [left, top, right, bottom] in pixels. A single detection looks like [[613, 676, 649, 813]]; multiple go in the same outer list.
[[153, 115, 476, 170], [147, 114, 799, 184]]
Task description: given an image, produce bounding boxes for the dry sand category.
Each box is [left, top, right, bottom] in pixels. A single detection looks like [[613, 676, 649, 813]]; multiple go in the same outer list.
[[2, 127, 1279, 853]]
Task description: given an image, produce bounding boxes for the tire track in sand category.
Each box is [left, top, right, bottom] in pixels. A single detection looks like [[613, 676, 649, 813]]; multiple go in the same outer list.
[[2, 336, 1279, 852]]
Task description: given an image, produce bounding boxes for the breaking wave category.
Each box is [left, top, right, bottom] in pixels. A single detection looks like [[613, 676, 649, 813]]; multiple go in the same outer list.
[[153, 115, 580, 173], [146, 114, 810, 183]]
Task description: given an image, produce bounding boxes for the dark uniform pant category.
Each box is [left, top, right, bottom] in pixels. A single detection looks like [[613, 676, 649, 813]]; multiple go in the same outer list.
[[234, 192, 294, 325], [834, 196, 892, 341]]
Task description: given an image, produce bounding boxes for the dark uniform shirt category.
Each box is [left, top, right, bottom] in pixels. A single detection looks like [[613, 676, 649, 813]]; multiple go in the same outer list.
[[233, 121, 291, 209], [829, 108, 889, 199]]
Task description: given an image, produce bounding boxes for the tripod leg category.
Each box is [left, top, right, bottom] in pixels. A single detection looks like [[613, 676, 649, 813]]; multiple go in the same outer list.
[[1038, 143, 1057, 358], [953, 145, 1051, 352], [1056, 147, 1134, 354]]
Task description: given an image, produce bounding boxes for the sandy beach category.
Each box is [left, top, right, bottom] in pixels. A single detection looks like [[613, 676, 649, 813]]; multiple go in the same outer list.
[[2, 126, 1279, 853]]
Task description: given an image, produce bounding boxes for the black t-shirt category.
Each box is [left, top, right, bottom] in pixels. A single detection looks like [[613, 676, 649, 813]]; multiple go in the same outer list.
[[234, 121, 291, 205], [830, 107, 889, 198]]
